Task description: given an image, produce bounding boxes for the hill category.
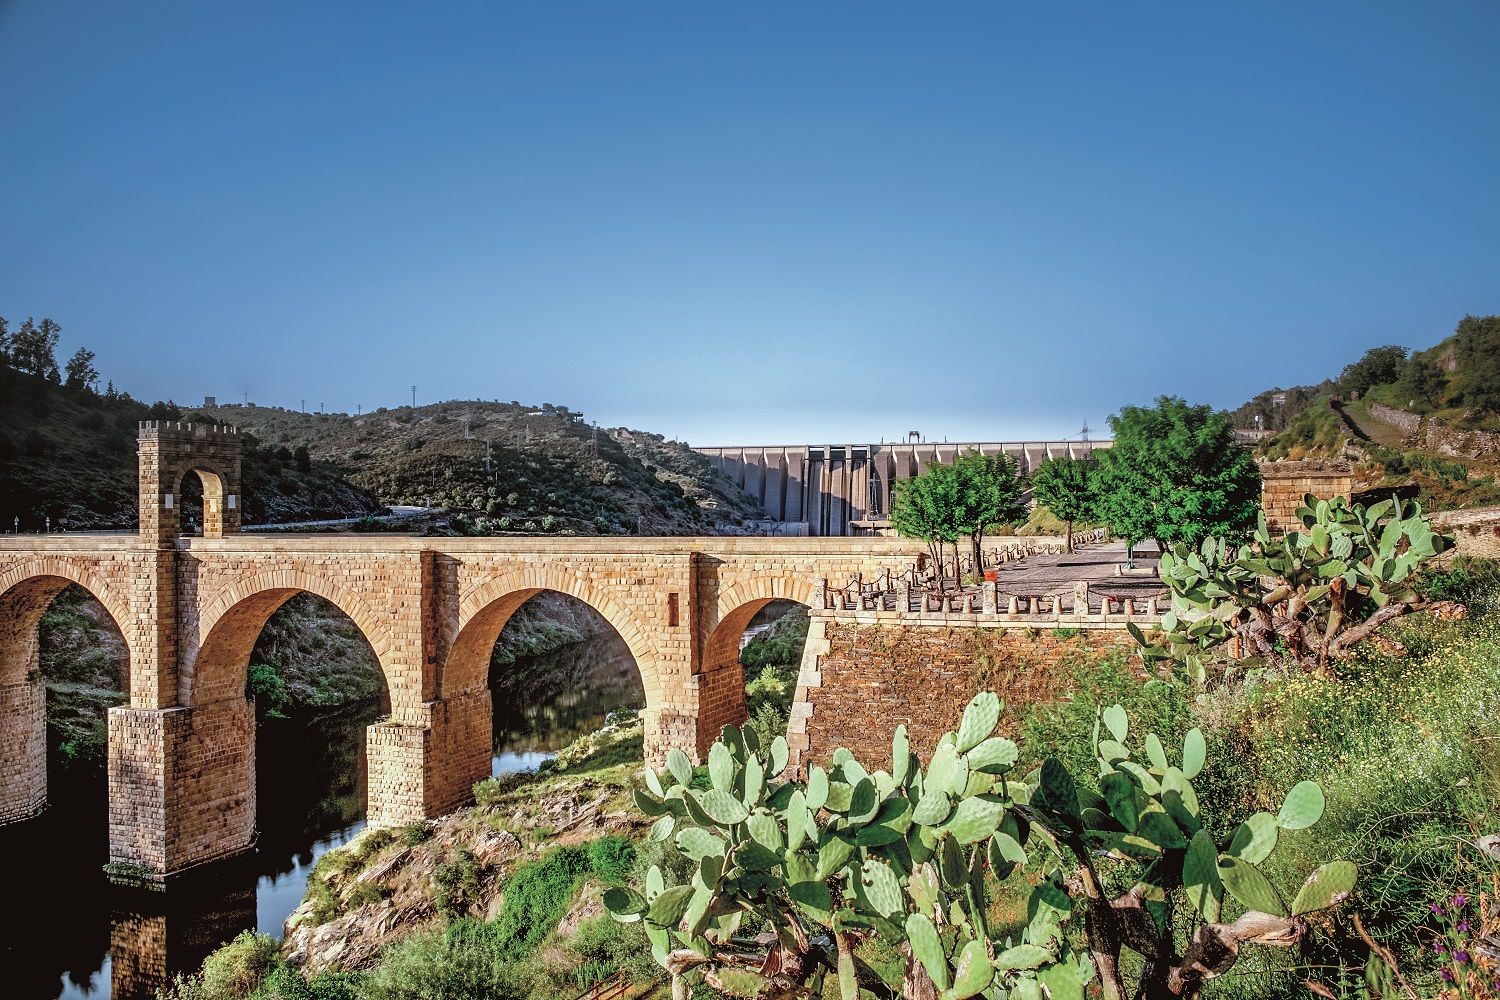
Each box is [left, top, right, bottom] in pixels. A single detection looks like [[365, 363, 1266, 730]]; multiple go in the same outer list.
[[1233, 314, 1500, 510], [0, 343, 766, 535], [195, 398, 766, 535], [0, 364, 382, 530]]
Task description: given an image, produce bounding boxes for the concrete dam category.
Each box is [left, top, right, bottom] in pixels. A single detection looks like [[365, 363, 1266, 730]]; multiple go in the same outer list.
[[695, 438, 1109, 537]]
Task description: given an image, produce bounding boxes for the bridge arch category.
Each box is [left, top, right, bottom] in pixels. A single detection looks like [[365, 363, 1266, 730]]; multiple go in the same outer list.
[[696, 574, 820, 758], [0, 559, 134, 824], [446, 568, 658, 702], [189, 570, 398, 710]]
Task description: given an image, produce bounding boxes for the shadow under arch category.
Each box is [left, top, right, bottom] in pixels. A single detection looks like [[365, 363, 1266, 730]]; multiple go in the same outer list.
[[0, 562, 134, 824]]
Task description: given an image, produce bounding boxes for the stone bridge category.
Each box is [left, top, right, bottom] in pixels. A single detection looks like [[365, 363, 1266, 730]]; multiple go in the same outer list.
[[0, 422, 919, 880]]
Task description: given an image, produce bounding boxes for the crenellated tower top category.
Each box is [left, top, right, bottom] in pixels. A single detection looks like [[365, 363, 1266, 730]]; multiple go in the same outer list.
[[137, 421, 244, 542]]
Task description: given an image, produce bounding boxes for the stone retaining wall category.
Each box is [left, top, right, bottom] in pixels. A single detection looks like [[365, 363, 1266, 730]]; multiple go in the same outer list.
[[786, 615, 1136, 770]]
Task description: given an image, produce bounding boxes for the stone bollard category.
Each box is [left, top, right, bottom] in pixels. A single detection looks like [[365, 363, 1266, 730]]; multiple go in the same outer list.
[[1007, 595, 1019, 616], [982, 581, 997, 615], [1073, 582, 1090, 618]]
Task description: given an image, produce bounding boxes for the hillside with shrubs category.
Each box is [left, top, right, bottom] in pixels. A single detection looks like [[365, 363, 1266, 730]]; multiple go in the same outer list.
[[0, 347, 383, 530], [1, 314, 766, 535], [1236, 314, 1500, 511], [201, 398, 765, 535]]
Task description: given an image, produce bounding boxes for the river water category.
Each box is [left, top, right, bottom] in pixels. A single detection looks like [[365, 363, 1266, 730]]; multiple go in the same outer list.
[[0, 630, 643, 1000]]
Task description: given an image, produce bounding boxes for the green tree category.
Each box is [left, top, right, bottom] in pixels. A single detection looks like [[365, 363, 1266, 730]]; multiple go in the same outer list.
[[9, 316, 61, 380], [890, 452, 1026, 583], [0, 316, 10, 366], [1455, 314, 1500, 413], [1396, 354, 1445, 407], [1030, 457, 1097, 552], [1094, 396, 1261, 554], [950, 450, 1027, 574], [1338, 344, 1406, 398], [889, 461, 963, 581], [64, 347, 99, 393]]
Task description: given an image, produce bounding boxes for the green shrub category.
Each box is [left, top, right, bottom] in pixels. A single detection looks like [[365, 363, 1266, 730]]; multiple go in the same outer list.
[[245, 663, 292, 718], [358, 927, 500, 1000], [563, 916, 661, 987], [743, 698, 789, 755], [432, 848, 485, 921], [1420, 555, 1500, 612], [199, 931, 280, 1000], [304, 875, 341, 926], [399, 821, 432, 846], [584, 835, 635, 884], [345, 882, 387, 909]]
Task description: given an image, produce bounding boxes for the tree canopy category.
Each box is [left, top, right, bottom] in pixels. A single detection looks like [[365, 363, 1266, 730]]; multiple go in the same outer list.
[[1456, 314, 1500, 413], [1094, 396, 1261, 552], [64, 347, 99, 392], [890, 451, 1026, 581], [1338, 345, 1407, 398], [5, 316, 62, 381], [1029, 457, 1097, 551]]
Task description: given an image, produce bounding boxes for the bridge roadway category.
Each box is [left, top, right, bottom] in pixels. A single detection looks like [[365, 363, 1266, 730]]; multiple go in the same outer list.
[[0, 524, 921, 881]]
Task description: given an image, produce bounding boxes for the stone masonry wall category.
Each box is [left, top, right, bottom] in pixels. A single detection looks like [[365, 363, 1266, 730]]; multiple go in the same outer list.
[[0, 676, 45, 823], [1258, 460, 1355, 535], [787, 616, 1135, 770], [1432, 507, 1500, 559]]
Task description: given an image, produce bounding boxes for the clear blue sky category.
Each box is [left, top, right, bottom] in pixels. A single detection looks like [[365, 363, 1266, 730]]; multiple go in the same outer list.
[[2, 2, 1496, 446]]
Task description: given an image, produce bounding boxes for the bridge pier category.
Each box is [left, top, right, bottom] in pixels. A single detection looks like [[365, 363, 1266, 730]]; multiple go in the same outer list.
[[0, 675, 46, 824], [107, 700, 256, 879], [367, 692, 493, 826]]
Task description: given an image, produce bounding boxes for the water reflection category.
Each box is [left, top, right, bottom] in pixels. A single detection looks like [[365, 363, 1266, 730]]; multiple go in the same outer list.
[[490, 629, 645, 772], [2, 630, 643, 999]]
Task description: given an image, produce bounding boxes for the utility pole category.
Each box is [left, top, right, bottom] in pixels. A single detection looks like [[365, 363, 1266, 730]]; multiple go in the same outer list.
[[357, 403, 362, 416], [301, 399, 306, 413], [320, 402, 325, 414], [410, 385, 417, 408]]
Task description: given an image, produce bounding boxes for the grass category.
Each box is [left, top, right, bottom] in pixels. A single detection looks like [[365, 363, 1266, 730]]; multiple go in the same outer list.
[[1018, 583, 1500, 999]]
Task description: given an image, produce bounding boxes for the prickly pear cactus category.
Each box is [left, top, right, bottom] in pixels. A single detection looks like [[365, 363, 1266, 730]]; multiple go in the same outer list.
[[609, 697, 1355, 1000], [1139, 494, 1453, 675], [606, 694, 1092, 998], [1069, 705, 1354, 925]]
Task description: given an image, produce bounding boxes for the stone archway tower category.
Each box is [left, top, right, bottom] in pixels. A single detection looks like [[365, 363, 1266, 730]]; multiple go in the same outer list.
[[138, 420, 243, 542], [106, 420, 250, 878]]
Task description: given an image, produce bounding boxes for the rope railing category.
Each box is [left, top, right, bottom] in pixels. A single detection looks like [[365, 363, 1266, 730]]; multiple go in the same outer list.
[[818, 526, 1164, 625], [820, 529, 1114, 609]]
